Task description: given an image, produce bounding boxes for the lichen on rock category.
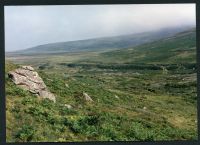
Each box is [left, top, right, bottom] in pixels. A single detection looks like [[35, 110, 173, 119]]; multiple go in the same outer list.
[[8, 65, 56, 102]]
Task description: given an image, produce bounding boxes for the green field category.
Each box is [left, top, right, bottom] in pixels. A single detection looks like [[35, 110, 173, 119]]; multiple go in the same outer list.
[[5, 29, 197, 142]]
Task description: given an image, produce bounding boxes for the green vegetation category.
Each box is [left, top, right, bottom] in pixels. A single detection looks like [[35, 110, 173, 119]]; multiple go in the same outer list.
[[6, 29, 197, 142], [82, 28, 196, 64]]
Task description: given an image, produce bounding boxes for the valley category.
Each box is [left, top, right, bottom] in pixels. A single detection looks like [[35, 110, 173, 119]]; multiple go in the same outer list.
[[5, 28, 197, 142]]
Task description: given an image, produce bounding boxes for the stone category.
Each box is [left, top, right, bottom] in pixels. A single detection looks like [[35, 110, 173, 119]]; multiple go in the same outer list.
[[21, 66, 34, 71], [143, 107, 147, 110], [65, 83, 69, 88], [115, 95, 119, 99], [8, 65, 56, 102], [64, 104, 72, 109], [39, 90, 56, 103], [83, 92, 93, 102]]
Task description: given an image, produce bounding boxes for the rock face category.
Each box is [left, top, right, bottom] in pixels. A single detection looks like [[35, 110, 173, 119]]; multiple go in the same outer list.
[[8, 65, 56, 102]]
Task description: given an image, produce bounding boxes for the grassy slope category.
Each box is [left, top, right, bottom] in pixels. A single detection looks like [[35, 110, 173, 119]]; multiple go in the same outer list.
[[81, 28, 196, 64], [6, 29, 197, 142]]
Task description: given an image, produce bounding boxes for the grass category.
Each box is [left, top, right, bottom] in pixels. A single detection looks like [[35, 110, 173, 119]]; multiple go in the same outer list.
[[5, 29, 197, 142], [5, 60, 197, 142], [81, 29, 196, 64]]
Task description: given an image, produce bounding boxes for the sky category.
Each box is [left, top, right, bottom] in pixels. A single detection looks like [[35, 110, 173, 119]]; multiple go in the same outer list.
[[5, 4, 196, 52]]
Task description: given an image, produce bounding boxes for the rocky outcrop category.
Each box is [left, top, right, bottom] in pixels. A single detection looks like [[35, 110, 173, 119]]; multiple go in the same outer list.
[[8, 65, 56, 102]]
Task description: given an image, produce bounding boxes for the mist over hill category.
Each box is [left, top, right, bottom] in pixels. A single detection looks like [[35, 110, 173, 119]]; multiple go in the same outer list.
[[91, 27, 196, 64], [7, 26, 194, 55]]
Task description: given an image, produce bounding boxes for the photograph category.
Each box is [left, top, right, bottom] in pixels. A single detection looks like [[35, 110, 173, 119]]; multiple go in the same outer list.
[[4, 4, 197, 142]]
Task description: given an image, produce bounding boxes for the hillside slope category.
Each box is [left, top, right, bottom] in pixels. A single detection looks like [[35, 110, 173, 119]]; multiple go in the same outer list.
[[6, 27, 197, 142], [81, 28, 196, 64], [6, 60, 197, 142], [7, 26, 194, 55]]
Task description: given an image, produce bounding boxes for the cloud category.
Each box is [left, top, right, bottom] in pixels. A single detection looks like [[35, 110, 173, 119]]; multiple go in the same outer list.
[[5, 4, 196, 51]]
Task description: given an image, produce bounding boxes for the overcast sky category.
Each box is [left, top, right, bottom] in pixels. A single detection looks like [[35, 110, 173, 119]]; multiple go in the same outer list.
[[5, 4, 196, 52]]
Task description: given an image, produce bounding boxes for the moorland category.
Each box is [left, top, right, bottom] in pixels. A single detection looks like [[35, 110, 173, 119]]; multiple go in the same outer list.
[[5, 27, 197, 142]]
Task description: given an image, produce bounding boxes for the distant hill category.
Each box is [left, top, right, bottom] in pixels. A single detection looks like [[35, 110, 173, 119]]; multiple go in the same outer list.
[[8, 26, 194, 55], [90, 28, 196, 64]]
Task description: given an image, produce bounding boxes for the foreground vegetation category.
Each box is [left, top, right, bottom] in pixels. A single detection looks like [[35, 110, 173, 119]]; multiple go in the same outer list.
[[6, 29, 197, 142]]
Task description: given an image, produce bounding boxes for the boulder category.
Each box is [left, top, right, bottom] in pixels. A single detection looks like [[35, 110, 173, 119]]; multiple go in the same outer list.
[[8, 65, 56, 102]]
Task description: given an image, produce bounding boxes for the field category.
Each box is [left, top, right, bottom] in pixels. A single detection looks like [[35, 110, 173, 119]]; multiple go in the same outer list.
[[5, 29, 197, 142]]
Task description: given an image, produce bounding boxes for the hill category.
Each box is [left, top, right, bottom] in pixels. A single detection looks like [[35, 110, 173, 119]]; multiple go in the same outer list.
[[7, 26, 194, 55], [6, 27, 197, 142], [78, 28, 196, 64]]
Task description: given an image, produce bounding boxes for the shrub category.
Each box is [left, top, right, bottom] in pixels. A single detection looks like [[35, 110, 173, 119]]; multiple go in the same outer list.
[[15, 125, 35, 142]]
